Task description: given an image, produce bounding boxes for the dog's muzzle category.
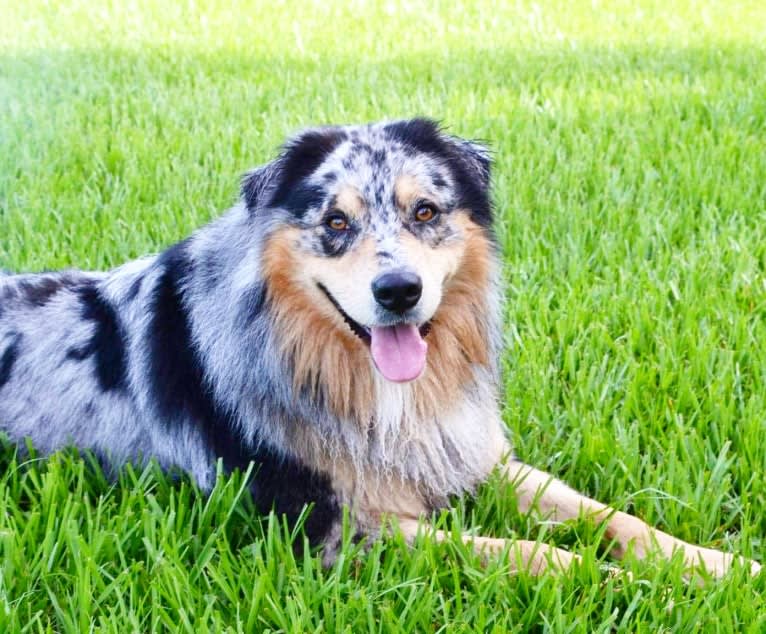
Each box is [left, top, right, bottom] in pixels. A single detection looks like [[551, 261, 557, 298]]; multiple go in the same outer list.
[[318, 276, 431, 384]]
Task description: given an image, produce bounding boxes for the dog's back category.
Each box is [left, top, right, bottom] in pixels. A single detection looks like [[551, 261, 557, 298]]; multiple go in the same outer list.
[[0, 270, 152, 462]]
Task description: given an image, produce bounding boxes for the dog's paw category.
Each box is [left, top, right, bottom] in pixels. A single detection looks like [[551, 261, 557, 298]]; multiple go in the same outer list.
[[682, 544, 761, 579]]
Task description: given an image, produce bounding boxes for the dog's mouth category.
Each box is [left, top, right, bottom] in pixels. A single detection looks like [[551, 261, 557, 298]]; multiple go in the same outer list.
[[317, 283, 431, 383]]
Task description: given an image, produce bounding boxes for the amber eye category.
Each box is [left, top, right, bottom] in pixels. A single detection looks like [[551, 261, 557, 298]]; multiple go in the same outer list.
[[325, 212, 349, 231], [414, 204, 438, 223]]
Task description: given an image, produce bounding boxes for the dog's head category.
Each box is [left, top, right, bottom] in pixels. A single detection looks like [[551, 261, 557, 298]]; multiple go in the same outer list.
[[245, 119, 495, 391]]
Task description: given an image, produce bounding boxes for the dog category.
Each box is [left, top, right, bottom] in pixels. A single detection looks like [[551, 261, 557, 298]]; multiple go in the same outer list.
[[0, 119, 759, 576]]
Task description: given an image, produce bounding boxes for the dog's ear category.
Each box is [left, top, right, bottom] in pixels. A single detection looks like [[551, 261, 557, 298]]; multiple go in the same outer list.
[[448, 137, 491, 191], [240, 160, 282, 211], [241, 127, 347, 214], [443, 135, 493, 227]]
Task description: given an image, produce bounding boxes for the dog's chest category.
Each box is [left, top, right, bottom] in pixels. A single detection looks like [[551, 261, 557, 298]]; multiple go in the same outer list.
[[320, 377, 510, 518]]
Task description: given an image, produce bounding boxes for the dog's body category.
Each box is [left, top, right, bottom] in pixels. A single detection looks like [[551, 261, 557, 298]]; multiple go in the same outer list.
[[0, 120, 758, 575]]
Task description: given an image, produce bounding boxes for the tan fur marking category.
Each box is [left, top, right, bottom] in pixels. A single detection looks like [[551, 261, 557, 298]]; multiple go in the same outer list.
[[404, 213, 494, 418], [502, 461, 762, 578], [334, 185, 365, 220], [394, 174, 424, 210], [261, 229, 374, 421], [323, 460, 429, 519]]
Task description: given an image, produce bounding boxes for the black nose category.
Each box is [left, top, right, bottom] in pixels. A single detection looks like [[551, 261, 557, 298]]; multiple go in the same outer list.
[[372, 270, 423, 313]]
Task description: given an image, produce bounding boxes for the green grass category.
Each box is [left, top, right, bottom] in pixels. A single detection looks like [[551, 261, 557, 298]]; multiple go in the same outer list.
[[2, 0, 766, 630]]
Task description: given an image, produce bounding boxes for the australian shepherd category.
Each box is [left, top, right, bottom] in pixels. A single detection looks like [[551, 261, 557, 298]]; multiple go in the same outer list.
[[0, 119, 758, 576]]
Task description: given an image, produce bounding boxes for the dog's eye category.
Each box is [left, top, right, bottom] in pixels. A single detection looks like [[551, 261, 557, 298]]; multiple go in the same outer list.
[[325, 212, 349, 232], [414, 204, 438, 223]]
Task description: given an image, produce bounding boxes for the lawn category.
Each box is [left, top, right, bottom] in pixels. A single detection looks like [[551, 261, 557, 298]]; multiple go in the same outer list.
[[2, 0, 766, 630]]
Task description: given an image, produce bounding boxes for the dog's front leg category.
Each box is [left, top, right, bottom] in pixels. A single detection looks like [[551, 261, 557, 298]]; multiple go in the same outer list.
[[394, 517, 580, 575], [503, 460, 761, 578]]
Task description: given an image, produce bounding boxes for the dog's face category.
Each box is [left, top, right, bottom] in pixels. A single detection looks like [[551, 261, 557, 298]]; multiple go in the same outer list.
[[245, 119, 493, 385]]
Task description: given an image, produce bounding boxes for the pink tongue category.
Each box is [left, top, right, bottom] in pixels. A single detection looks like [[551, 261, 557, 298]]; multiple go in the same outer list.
[[370, 324, 428, 383]]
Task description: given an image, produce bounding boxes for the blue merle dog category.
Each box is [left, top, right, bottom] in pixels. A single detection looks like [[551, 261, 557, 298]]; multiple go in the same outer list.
[[0, 119, 758, 575]]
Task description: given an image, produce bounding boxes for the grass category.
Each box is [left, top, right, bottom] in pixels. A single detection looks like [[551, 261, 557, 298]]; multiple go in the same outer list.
[[2, 0, 766, 630]]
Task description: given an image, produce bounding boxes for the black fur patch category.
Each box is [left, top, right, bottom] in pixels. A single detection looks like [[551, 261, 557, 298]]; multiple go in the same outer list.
[[278, 183, 328, 219], [248, 450, 340, 545], [147, 242, 339, 545], [384, 118, 446, 157], [74, 284, 128, 392], [146, 242, 202, 423], [449, 151, 492, 229], [0, 332, 21, 390], [241, 163, 279, 212], [66, 346, 92, 361], [236, 283, 267, 329], [126, 275, 143, 301], [267, 128, 348, 216], [430, 170, 448, 189], [18, 273, 84, 307], [318, 228, 357, 257], [370, 148, 386, 166]]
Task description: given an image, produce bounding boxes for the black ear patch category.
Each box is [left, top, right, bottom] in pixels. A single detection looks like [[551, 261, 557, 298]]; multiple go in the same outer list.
[[449, 137, 491, 191], [241, 127, 347, 216], [241, 161, 281, 211], [446, 137, 492, 228], [267, 127, 348, 217], [384, 118, 446, 156]]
